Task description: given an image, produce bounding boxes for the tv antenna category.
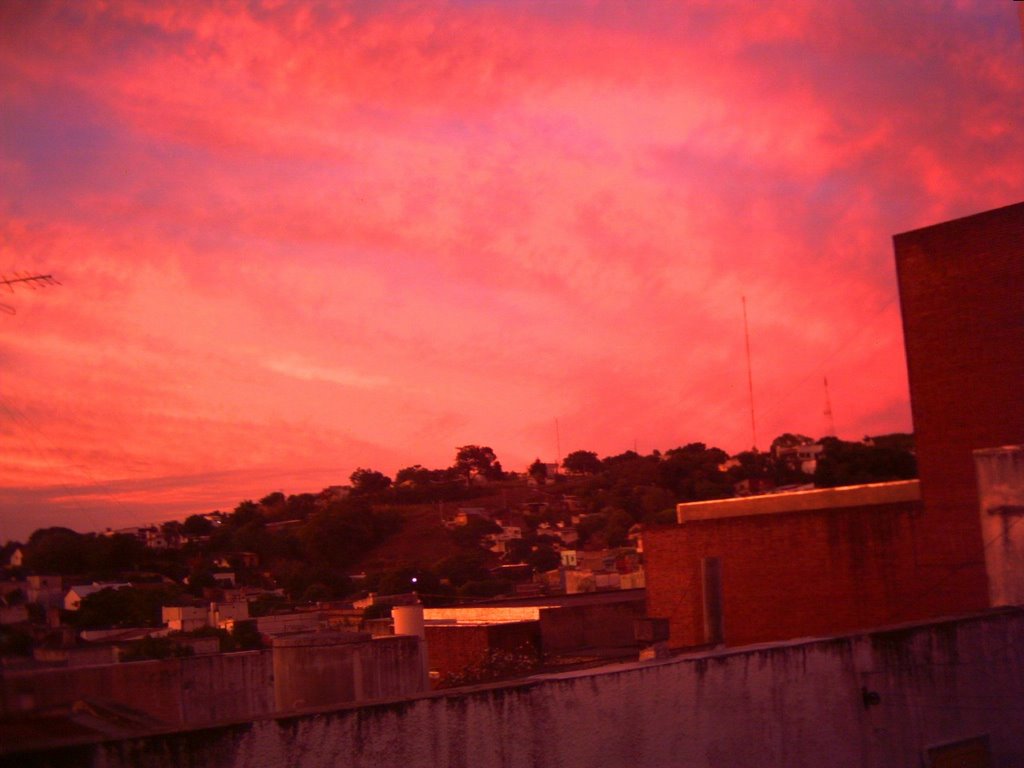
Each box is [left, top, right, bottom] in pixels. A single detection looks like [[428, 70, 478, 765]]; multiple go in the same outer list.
[[1, 272, 61, 314]]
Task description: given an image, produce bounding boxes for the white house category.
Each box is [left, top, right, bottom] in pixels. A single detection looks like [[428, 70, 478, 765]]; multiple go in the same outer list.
[[64, 582, 131, 611]]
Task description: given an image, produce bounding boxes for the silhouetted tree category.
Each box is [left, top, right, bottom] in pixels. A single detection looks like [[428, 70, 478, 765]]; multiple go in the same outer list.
[[260, 491, 286, 507], [563, 450, 603, 475], [182, 514, 214, 537], [349, 468, 392, 495], [454, 445, 504, 483]]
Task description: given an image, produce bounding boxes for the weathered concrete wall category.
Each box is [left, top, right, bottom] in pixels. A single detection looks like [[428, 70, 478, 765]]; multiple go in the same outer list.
[[424, 596, 644, 657], [273, 633, 425, 712], [181, 651, 276, 725], [11, 610, 1024, 768], [538, 601, 644, 654], [0, 651, 274, 726], [424, 621, 540, 680], [975, 445, 1024, 607], [1, 635, 426, 729]]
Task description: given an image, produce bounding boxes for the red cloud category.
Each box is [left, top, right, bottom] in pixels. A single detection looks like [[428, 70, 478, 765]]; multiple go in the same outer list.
[[0, 0, 1021, 538]]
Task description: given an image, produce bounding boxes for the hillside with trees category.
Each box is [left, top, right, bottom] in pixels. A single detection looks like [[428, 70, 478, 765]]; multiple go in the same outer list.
[[3, 436, 916, 612]]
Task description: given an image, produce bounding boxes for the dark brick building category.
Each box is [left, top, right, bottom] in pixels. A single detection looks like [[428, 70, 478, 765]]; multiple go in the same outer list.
[[646, 201, 1024, 648], [893, 200, 1024, 610]]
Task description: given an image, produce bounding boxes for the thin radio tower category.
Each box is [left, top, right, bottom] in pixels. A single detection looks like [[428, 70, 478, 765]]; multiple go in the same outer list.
[[555, 418, 561, 474], [742, 296, 758, 452], [823, 376, 837, 437]]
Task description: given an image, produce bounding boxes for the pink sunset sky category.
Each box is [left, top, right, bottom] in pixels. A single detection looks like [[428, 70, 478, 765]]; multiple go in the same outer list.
[[1, 1, 1022, 541]]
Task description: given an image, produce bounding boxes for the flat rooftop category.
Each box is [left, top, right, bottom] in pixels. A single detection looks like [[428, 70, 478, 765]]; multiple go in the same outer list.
[[676, 479, 920, 523]]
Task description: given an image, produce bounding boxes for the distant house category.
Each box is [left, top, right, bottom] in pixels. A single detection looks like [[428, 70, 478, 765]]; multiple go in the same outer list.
[[733, 477, 774, 497], [140, 526, 167, 549], [555, 526, 579, 547], [773, 442, 824, 474], [163, 605, 208, 633], [486, 525, 523, 555], [527, 463, 561, 486], [211, 571, 236, 588], [26, 575, 63, 609], [2, 546, 23, 570], [210, 600, 249, 627], [627, 524, 643, 552], [450, 507, 491, 527], [214, 554, 258, 571], [64, 582, 131, 611]]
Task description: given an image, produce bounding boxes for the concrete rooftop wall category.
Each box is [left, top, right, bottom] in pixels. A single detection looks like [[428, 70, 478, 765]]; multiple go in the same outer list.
[[676, 479, 921, 522], [12, 609, 1024, 768], [1, 634, 426, 731]]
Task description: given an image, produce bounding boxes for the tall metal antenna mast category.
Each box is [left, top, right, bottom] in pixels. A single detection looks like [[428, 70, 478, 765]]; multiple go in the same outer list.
[[1, 272, 60, 314], [742, 296, 758, 452], [555, 418, 561, 475], [823, 376, 837, 437]]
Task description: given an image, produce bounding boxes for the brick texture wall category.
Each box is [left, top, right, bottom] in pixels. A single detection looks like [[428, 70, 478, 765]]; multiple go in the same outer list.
[[894, 201, 1024, 610], [539, 601, 646, 654], [424, 621, 540, 680], [645, 501, 935, 648]]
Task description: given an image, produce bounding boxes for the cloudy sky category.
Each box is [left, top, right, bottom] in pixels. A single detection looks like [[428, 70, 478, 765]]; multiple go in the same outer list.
[[1, 1, 1021, 541]]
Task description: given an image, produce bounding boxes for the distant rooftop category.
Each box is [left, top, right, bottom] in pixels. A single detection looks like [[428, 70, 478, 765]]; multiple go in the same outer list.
[[676, 479, 921, 523]]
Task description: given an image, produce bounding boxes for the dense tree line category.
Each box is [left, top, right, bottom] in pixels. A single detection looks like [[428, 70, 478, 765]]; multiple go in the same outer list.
[[6, 435, 916, 614]]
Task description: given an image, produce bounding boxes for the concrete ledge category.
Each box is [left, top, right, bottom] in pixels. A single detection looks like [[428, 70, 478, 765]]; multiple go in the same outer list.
[[676, 479, 921, 522]]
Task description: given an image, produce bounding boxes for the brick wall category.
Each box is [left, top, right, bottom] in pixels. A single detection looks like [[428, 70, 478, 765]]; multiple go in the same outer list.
[[894, 200, 1024, 610], [539, 600, 645, 654], [645, 500, 934, 648], [424, 621, 540, 680]]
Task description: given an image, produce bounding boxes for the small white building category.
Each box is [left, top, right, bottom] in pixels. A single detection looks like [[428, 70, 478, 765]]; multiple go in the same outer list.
[[163, 605, 208, 632], [4, 547, 23, 569], [64, 582, 131, 611], [487, 525, 523, 555], [210, 600, 249, 628]]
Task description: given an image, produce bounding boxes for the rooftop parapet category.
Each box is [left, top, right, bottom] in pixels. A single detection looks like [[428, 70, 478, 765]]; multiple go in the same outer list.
[[676, 479, 921, 523]]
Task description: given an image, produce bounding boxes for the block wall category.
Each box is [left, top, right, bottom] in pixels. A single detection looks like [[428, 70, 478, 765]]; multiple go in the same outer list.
[[425, 621, 540, 680], [0, 650, 274, 726], [14, 610, 1024, 768], [539, 600, 645, 654], [644, 501, 931, 648], [894, 201, 1024, 609], [0, 636, 426, 727]]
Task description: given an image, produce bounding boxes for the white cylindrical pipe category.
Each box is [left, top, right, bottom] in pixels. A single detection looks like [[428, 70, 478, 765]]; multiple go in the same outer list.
[[392, 602, 429, 689]]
